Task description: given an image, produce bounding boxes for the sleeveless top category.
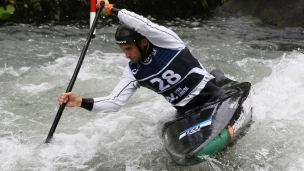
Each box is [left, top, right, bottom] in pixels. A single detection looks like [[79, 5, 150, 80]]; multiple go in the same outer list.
[[129, 46, 205, 105]]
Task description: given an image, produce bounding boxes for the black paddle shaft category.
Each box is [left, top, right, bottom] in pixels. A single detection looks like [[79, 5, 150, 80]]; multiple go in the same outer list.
[[45, 8, 102, 143]]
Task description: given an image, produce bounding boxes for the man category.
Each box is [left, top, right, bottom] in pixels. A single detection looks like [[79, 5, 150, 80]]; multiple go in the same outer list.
[[58, 0, 227, 115]]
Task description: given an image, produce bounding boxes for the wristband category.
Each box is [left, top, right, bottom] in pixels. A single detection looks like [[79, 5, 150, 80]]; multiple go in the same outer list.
[[111, 7, 120, 16], [106, 4, 114, 15], [81, 98, 94, 111]]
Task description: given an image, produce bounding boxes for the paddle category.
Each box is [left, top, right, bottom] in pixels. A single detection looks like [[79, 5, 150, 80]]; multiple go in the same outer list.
[[44, 5, 103, 143]]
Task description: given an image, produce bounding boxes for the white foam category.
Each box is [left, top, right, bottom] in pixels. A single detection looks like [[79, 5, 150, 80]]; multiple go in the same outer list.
[[252, 50, 304, 121], [19, 82, 55, 94], [38, 132, 100, 170], [0, 64, 20, 77], [0, 133, 34, 170], [40, 51, 128, 81]]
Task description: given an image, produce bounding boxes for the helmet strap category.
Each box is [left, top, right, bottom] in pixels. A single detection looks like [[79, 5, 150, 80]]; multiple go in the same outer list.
[[134, 40, 148, 62]]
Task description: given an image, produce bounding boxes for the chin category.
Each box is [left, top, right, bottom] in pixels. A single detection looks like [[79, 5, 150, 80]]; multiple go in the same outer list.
[[132, 60, 140, 64]]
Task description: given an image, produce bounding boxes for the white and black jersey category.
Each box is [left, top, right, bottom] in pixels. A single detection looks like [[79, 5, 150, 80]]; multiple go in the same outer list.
[[91, 9, 214, 113]]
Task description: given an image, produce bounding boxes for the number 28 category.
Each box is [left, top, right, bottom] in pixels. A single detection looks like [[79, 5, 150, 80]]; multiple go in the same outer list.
[[150, 70, 181, 91]]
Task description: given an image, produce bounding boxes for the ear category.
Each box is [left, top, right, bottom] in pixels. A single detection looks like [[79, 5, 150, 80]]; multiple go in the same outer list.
[[141, 39, 149, 46]]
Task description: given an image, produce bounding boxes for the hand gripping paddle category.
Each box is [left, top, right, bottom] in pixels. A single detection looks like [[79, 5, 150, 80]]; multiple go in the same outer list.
[[45, 4, 104, 143]]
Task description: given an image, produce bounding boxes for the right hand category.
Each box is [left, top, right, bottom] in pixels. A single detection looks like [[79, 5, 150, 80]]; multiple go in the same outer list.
[[58, 92, 82, 107], [96, 0, 109, 10]]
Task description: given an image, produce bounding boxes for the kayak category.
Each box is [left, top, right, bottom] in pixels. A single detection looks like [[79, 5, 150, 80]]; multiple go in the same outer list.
[[162, 69, 252, 166]]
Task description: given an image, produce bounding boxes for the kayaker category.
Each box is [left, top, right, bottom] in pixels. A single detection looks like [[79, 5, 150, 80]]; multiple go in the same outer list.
[[58, 0, 227, 114]]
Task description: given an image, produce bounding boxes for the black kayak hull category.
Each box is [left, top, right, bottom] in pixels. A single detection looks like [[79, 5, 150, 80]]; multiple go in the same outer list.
[[162, 69, 252, 166]]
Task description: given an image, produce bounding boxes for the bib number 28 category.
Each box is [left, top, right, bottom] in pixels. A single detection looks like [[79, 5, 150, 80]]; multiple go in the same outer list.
[[150, 70, 181, 91]]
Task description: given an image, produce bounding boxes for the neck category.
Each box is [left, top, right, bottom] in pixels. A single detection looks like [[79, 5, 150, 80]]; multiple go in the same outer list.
[[141, 42, 152, 63]]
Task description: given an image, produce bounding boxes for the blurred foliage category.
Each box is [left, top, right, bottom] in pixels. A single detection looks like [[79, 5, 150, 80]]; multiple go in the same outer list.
[[0, 0, 228, 24], [0, 0, 90, 24], [112, 0, 229, 19], [0, 4, 15, 20], [0, 0, 15, 20]]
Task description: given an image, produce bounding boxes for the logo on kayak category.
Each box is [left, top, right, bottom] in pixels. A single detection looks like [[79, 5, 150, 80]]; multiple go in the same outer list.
[[242, 96, 252, 114], [229, 102, 238, 109], [232, 113, 245, 133], [179, 118, 212, 139]]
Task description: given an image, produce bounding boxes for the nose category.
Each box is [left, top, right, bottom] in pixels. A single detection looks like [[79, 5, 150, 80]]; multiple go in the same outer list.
[[125, 52, 131, 59]]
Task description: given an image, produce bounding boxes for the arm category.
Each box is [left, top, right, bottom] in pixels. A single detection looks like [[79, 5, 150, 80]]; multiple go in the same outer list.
[[59, 66, 139, 113], [117, 9, 185, 50], [97, 0, 185, 50], [92, 66, 139, 112]]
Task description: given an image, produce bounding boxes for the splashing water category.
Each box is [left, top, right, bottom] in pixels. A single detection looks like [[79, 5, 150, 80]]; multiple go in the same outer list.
[[1, 17, 304, 170]]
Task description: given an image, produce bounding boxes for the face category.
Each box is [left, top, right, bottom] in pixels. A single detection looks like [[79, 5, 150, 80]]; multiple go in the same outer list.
[[119, 39, 148, 64], [119, 43, 142, 64]]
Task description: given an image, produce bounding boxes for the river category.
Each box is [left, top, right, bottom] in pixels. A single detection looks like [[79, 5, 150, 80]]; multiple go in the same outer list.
[[1, 16, 304, 171]]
